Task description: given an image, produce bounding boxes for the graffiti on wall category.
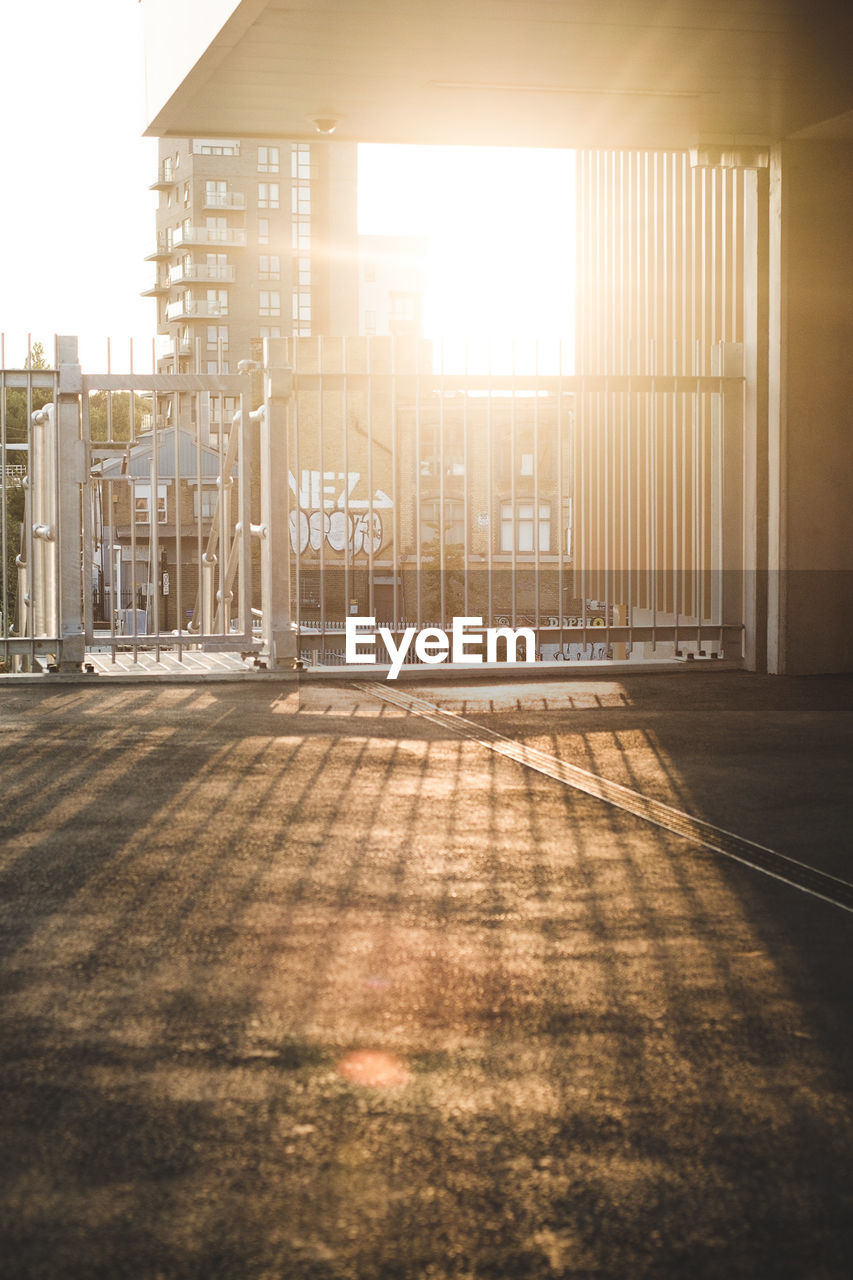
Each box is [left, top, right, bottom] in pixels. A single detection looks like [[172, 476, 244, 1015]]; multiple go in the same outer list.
[[288, 470, 391, 557], [289, 508, 384, 556]]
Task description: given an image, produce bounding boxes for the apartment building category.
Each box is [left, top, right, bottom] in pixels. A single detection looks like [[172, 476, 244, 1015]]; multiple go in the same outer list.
[[143, 137, 361, 372]]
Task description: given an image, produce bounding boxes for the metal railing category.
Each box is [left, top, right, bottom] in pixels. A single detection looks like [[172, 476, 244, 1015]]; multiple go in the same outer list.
[[172, 226, 247, 249], [169, 263, 236, 285], [271, 335, 746, 669], [165, 299, 229, 321], [1, 335, 747, 675], [202, 192, 246, 210]]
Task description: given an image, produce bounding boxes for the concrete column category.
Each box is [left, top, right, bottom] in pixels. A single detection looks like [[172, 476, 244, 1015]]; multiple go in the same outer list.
[[768, 141, 853, 673]]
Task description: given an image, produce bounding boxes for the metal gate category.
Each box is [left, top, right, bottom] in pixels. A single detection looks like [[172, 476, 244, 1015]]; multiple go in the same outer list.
[[1, 336, 296, 673]]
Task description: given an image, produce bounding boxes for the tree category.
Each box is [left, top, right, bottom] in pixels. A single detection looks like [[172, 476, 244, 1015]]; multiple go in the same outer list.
[[24, 341, 49, 370], [88, 391, 154, 442], [412, 534, 467, 624]]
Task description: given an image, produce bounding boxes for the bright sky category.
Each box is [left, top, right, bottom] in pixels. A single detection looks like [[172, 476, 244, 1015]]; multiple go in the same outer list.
[[0, 1, 574, 373], [359, 145, 575, 371]]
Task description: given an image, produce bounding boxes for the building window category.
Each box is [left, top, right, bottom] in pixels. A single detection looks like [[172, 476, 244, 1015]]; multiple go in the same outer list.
[[259, 290, 281, 317], [203, 216, 227, 243], [421, 499, 465, 547], [297, 257, 311, 286], [292, 186, 311, 216], [206, 289, 228, 316], [205, 180, 227, 207], [364, 259, 376, 283], [206, 360, 230, 374], [193, 488, 218, 519], [363, 309, 376, 334], [293, 287, 311, 336], [500, 501, 551, 552], [183, 183, 190, 206], [259, 254, 281, 280], [134, 484, 167, 525], [258, 217, 270, 246], [258, 145, 280, 173], [209, 395, 238, 430], [292, 219, 310, 252], [193, 139, 240, 156], [206, 325, 228, 349], [205, 252, 229, 280], [291, 144, 312, 180], [258, 326, 282, 340], [258, 182, 280, 209], [419, 424, 465, 479]]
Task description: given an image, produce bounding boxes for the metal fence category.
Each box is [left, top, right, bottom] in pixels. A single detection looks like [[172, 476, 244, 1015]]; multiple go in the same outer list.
[[1, 336, 263, 671], [279, 335, 745, 668], [1, 334, 745, 674]]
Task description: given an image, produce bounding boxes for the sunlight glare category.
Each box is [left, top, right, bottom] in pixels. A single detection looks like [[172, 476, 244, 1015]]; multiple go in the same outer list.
[[359, 145, 575, 370]]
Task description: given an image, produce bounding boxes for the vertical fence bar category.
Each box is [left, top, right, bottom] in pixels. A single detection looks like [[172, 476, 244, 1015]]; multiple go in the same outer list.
[[151, 393, 162, 660], [414, 343, 422, 629], [366, 337, 376, 623], [486, 352, 494, 633], [1, 371, 8, 653], [462, 341, 470, 622], [342, 336, 351, 629], [509, 341, 517, 628], [174, 390, 184, 656], [292, 337, 302, 645], [261, 337, 296, 668], [55, 338, 84, 670], [532, 341, 542, 650], [438, 339, 446, 626], [555, 345, 565, 660], [236, 385, 253, 640], [390, 336, 400, 633]]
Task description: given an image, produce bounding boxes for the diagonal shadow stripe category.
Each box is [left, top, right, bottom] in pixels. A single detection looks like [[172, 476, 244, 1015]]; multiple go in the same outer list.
[[354, 682, 853, 917]]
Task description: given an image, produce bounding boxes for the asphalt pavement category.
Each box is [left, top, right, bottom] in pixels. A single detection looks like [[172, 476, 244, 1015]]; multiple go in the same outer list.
[[1, 670, 851, 1278]]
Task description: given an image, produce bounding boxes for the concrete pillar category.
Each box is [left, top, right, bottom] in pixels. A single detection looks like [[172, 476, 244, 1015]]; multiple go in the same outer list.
[[767, 141, 853, 674]]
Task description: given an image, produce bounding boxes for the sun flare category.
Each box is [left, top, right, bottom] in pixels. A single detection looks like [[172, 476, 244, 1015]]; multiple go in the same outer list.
[[358, 144, 576, 370]]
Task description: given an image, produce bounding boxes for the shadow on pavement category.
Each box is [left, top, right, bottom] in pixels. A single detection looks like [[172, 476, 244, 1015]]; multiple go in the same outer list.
[[0, 674, 851, 1278]]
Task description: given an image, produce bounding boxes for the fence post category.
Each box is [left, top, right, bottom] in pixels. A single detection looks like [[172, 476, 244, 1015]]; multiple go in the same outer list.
[[711, 341, 745, 658], [55, 335, 86, 670], [260, 338, 297, 668]]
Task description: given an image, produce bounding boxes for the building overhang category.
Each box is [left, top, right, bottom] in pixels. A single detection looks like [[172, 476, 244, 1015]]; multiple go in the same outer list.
[[142, 0, 853, 150]]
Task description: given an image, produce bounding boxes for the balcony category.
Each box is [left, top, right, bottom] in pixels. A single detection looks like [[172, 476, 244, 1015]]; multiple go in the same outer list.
[[202, 191, 246, 211], [149, 163, 177, 190], [172, 225, 247, 250], [164, 338, 192, 359], [140, 276, 170, 298], [144, 235, 173, 262], [169, 263, 236, 286], [166, 299, 229, 321]]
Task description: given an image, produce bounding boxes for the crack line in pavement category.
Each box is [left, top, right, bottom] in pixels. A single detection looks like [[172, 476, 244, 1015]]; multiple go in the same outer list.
[[353, 682, 853, 917]]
